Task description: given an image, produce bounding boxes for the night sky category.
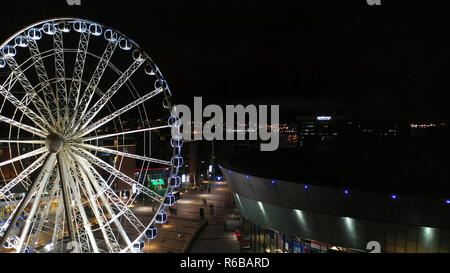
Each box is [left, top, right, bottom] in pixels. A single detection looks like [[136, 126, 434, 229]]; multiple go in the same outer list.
[[1, 0, 449, 121]]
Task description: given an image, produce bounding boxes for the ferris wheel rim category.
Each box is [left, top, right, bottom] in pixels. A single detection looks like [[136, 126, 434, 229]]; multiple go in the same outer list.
[[0, 17, 183, 253]]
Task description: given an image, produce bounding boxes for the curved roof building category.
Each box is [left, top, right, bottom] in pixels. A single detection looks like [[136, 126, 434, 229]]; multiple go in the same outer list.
[[219, 137, 450, 253]]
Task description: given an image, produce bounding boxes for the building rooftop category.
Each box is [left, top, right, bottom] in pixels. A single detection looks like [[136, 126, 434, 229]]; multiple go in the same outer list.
[[219, 135, 450, 199]]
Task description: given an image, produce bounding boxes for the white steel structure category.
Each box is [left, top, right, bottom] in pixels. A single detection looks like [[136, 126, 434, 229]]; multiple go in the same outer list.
[[0, 18, 183, 253]]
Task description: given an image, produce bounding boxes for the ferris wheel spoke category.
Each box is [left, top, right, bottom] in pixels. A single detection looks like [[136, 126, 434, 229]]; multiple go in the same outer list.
[[0, 115, 46, 138], [80, 125, 170, 142], [1, 56, 54, 133], [62, 153, 99, 253], [88, 175, 145, 235], [0, 153, 55, 251], [1, 72, 20, 94], [75, 155, 133, 250], [73, 87, 163, 139], [70, 39, 120, 132], [0, 85, 50, 136], [70, 160, 119, 252], [72, 148, 164, 203], [27, 39, 62, 131], [0, 153, 48, 198], [73, 143, 171, 166], [28, 169, 61, 249], [66, 31, 90, 131], [56, 153, 78, 249], [54, 30, 68, 129], [51, 195, 65, 252], [15, 155, 57, 252], [0, 174, 55, 242], [0, 18, 179, 253], [90, 175, 146, 234], [103, 190, 146, 234], [0, 140, 45, 145], [74, 58, 146, 133], [0, 147, 47, 168], [0, 195, 25, 238], [73, 154, 147, 231]]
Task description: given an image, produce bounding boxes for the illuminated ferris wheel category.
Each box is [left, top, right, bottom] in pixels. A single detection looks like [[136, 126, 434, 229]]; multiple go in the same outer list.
[[0, 18, 183, 253]]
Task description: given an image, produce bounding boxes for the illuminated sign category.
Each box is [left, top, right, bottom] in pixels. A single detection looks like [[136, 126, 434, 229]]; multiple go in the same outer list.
[[151, 179, 165, 186]]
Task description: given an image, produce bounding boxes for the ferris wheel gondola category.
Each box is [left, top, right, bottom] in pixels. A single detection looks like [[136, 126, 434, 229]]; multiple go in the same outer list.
[[0, 18, 182, 253]]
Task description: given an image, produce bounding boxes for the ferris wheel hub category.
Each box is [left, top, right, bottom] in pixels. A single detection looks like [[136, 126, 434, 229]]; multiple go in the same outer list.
[[45, 133, 64, 153], [0, 18, 181, 253]]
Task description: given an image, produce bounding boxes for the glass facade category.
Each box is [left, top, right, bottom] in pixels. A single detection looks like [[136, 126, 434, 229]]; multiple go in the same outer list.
[[240, 218, 363, 253]]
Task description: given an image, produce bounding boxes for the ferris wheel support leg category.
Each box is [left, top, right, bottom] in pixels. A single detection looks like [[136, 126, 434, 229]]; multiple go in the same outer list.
[[63, 153, 99, 253], [75, 157, 134, 250], [0, 153, 52, 250], [29, 172, 61, 249], [57, 153, 77, 249], [71, 162, 116, 252], [15, 155, 57, 252], [51, 196, 65, 252]]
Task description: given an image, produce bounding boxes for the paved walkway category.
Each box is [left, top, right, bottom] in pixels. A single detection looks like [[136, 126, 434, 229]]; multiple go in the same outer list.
[[187, 181, 240, 253], [133, 180, 239, 253]]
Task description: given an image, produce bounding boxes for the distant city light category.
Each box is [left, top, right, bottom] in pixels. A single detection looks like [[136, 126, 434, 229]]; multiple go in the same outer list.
[[410, 123, 437, 129], [317, 116, 332, 121], [209, 165, 213, 173], [246, 175, 250, 179], [391, 195, 398, 200], [446, 200, 450, 205], [272, 180, 276, 184], [344, 190, 350, 195], [182, 174, 186, 183], [228, 170, 232, 174], [304, 185, 309, 189]]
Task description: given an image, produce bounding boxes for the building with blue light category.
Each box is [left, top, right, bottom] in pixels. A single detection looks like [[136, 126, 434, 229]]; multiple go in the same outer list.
[[218, 137, 450, 253]]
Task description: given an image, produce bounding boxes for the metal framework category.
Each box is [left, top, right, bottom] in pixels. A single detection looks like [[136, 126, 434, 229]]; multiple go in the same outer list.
[[0, 18, 182, 253]]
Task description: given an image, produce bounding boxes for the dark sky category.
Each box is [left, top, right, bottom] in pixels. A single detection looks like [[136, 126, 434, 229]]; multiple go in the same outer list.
[[1, 0, 449, 121]]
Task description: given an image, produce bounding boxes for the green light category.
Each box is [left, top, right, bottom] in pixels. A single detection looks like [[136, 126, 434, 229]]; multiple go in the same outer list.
[[151, 179, 164, 186]]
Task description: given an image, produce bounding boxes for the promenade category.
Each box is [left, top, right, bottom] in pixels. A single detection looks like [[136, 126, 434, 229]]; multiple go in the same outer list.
[[131, 180, 239, 253]]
